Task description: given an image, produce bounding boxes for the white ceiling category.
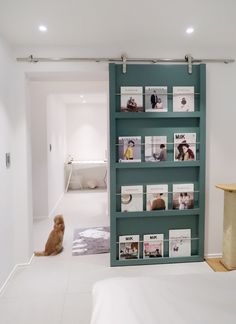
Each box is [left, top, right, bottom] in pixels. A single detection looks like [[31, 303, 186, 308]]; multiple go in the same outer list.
[[1, 0, 236, 57]]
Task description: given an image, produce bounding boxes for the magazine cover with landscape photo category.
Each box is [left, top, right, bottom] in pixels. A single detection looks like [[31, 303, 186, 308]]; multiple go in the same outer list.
[[145, 136, 167, 162], [121, 185, 143, 212], [143, 234, 164, 259], [174, 133, 196, 161], [119, 235, 139, 260], [118, 136, 141, 162], [173, 86, 194, 112], [120, 86, 143, 112], [146, 184, 168, 211], [172, 183, 194, 210], [145, 86, 168, 112], [169, 229, 191, 257]]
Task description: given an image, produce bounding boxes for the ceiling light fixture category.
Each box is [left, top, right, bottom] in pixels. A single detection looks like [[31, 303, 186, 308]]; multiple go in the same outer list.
[[38, 25, 48, 32], [186, 27, 194, 34], [80, 95, 84, 98]]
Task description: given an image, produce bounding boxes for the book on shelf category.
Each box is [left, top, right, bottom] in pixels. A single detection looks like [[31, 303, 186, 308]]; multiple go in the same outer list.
[[174, 133, 196, 161], [145, 136, 167, 162], [146, 184, 168, 211], [119, 235, 139, 260], [173, 86, 194, 112], [145, 86, 168, 112], [121, 185, 143, 212], [118, 136, 141, 162], [169, 229, 191, 257], [172, 183, 194, 210], [120, 86, 143, 112], [143, 234, 164, 259]]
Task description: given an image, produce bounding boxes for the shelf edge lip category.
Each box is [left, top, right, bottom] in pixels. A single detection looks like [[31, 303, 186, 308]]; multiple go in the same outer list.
[[115, 161, 201, 168], [114, 112, 201, 119], [115, 209, 200, 218]]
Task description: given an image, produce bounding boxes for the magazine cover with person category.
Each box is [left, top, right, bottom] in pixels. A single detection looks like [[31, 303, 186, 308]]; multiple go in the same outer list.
[[146, 184, 168, 211], [173, 86, 194, 112], [118, 136, 141, 162], [174, 133, 196, 161], [172, 183, 194, 210], [145, 86, 168, 112], [145, 136, 167, 162], [143, 234, 164, 259], [120, 86, 143, 112], [119, 235, 139, 260]]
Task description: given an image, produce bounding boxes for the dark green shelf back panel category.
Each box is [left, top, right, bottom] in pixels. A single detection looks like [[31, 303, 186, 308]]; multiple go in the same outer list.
[[109, 63, 206, 267]]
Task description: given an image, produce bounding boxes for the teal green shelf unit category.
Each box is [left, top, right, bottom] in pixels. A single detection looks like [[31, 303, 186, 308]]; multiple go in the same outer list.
[[109, 63, 206, 267]]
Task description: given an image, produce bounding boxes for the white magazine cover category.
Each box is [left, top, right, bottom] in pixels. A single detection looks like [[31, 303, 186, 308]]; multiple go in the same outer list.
[[145, 86, 168, 112], [172, 183, 194, 210], [120, 87, 143, 112], [169, 229, 191, 257], [174, 133, 196, 161], [118, 136, 141, 162], [143, 234, 164, 258], [173, 86, 194, 112], [121, 185, 143, 212], [146, 184, 168, 211], [119, 235, 139, 260], [145, 136, 167, 162]]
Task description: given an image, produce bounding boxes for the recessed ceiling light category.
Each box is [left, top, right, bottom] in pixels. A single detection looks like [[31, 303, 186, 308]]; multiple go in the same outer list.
[[80, 95, 84, 98], [38, 25, 47, 32], [186, 27, 194, 34]]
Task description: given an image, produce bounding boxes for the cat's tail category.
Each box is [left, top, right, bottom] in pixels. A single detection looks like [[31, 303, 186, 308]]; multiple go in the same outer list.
[[34, 251, 47, 256]]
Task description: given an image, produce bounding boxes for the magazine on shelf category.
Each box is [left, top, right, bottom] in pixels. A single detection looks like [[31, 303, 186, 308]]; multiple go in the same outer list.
[[173, 86, 194, 112], [119, 235, 139, 260], [174, 133, 196, 161], [146, 184, 168, 211], [120, 86, 143, 112], [121, 185, 143, 212], [172, 183, 194, 210], [118, 136, 141, 162], [145, 136, 167, 162], [169, 229, 191, 257], [145, 86, 168, 112], [143, 234, 164, 258]]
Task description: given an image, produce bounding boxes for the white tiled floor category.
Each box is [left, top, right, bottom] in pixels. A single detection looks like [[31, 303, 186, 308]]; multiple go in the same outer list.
[[0, 190, 212, 324]]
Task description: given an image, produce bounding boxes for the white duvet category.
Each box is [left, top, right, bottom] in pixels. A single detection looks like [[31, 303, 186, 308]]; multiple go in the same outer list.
[[91, 272, 236, 324]]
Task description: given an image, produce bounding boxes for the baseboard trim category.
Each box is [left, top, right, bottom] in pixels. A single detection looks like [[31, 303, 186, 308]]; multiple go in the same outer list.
[[48, 192, 64, 218], [0, 254, 34, 296], [204, 253, 223, 259]]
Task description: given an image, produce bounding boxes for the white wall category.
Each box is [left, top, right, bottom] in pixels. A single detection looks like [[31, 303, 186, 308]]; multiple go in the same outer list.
[[0, 37, 15, 288], [0, 37, 32, 289], [47, 95, 67, 216], [66, 103, 107, 161]]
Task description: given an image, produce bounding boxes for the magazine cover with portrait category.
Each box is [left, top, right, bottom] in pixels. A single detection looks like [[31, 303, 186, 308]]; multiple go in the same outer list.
[[172, 183, 194, 210], [121, 185, 143, 212], [119, 235, 139, 260], [143, 234, 164, 259], [174, 133, 196, 161], [145, 136, 167, 162], [173, 86, 194, 112], [169, 229, 191, 257], [120, 86, 143, 112], [145, 86, 168, 112], [118, 136, 141, 162], [146, 184, 168, 211]]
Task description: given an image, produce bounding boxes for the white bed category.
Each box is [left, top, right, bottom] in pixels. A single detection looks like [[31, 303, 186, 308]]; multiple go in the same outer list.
[[91, 272, 236, 324]]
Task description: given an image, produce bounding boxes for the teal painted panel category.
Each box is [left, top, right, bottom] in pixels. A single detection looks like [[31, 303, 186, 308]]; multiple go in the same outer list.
[[109, 63, 206, 267]]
